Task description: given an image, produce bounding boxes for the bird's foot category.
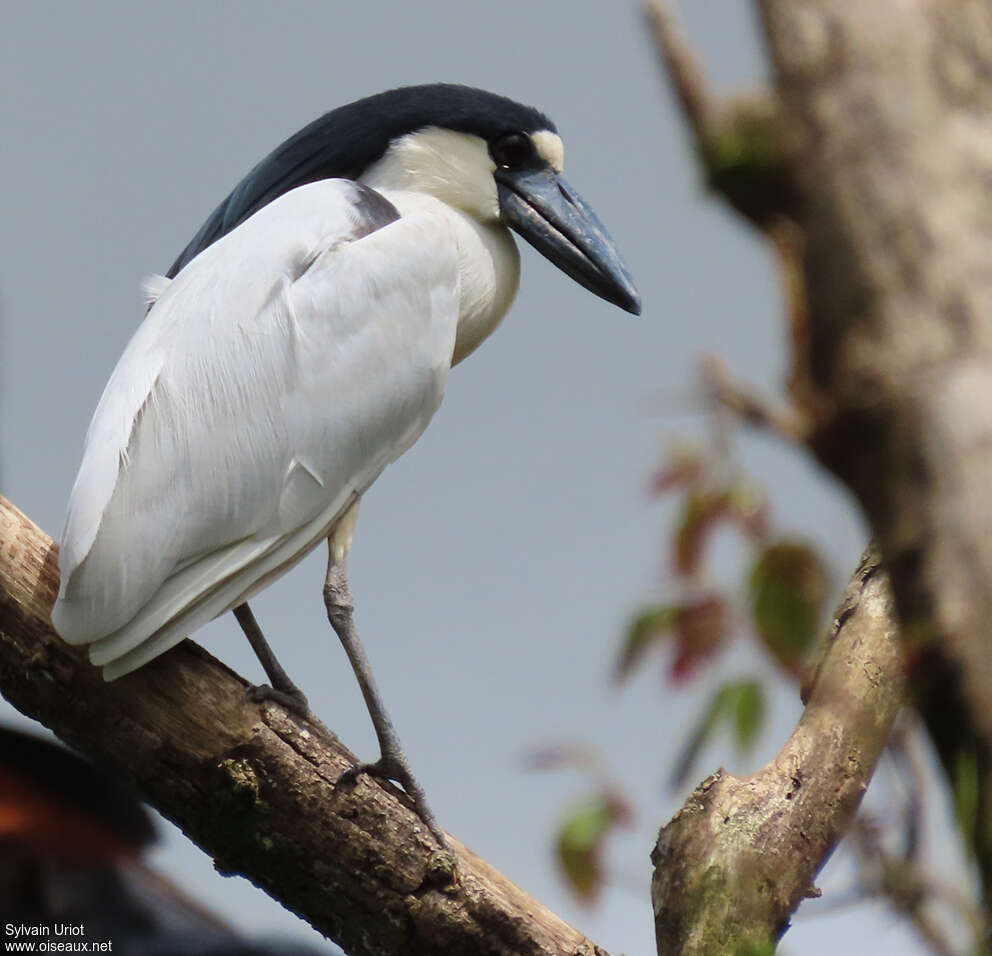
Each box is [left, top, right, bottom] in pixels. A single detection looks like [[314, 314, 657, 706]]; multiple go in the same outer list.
[[245, 682, 311, 718], [339, 752, 448, 850]]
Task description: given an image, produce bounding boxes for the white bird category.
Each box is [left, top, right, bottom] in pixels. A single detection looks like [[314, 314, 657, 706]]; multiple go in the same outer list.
[[51, 84, 640, 841]]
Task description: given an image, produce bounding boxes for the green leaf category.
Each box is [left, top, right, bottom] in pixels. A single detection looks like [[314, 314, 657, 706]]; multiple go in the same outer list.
[[615, 605, 678, 683], [556, 794, 629, 904], [733, 681, 765, 750], [953, 747, 979, 848], [749, 540, 829, 675], [671, 680, 766, 787]]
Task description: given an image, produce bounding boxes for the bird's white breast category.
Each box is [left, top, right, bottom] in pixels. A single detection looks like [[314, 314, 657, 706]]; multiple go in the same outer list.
[[359, 128, 522, 365], [374, 189, 520, 365]]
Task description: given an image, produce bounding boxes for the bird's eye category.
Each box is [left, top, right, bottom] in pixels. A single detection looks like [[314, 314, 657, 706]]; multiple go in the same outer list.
[[490, 132, 535, 169]]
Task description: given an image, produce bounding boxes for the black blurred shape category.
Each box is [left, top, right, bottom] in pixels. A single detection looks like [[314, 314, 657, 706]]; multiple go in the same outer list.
[[0, 727, 329, 955]]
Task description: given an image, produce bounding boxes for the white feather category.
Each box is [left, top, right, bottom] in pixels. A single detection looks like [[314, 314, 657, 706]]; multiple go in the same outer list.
[[51, 178, 481, 676], [140, 274, 171, 307]]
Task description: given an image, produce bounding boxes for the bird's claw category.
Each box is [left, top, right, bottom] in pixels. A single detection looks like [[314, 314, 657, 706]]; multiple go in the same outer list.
[[245, 682, 311, 718], [338, 755, 449, 850], [337, 754, 402, 787]]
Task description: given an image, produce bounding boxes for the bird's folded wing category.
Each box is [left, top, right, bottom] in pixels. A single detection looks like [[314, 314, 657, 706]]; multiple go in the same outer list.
[[52, 180, 460, 669], [89, 485, 358, 679]]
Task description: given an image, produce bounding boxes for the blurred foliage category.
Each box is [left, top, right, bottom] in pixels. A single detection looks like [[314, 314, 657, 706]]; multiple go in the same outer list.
[[671, 680, 765, 787], [620, 437, 829, 714], [617, 604, 681, 682], [954, 748, 980, 851], [617, 594, 726, 684], [749, 541, 828, 676], [626, 435, 829, 788], [555, 792, 632, 903], [538, 419, 833, 907], [540, 411, 982, 950]]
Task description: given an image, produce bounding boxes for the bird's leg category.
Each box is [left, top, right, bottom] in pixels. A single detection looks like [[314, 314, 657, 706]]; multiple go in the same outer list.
[[323, 543, 447, 848], [234, 602, 310, 717]]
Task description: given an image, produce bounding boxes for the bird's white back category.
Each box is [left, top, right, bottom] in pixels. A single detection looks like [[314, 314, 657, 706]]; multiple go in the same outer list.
[[52, 179, 463, 675]]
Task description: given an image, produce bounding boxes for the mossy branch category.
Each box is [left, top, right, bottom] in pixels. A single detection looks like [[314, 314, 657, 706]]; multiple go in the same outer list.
[[651, 548, 904, 953]]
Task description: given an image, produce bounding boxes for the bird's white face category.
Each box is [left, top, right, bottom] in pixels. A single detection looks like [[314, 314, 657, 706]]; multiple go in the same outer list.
[[360, 127, 564, 223], [357, 112, 638, 315]]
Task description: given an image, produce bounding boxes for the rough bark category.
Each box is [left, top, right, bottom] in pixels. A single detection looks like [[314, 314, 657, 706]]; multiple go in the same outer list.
[[758, 0, 992, 903], [651, 548, 904, 953], [0, 494, 608, 956]]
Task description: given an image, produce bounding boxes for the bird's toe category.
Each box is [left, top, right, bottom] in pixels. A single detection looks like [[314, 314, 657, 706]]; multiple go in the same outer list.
[[245, 682, 311, 718]]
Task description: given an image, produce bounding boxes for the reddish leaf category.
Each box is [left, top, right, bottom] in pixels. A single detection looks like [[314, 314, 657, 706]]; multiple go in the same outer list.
[[670, 595, 728, 683], [523, 743, 597, 772], [649, 446, 705, 495], [555, 792, 632, 904], [673, 491, 732, 577], [749, 540, 829, 675], [618, 598, 728, 686]]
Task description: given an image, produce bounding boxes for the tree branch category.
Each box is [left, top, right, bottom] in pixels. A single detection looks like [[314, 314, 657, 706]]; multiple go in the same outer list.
[[699, 354, 807, 442], [651, 546, 904, 952], [0, 494, 609, 956]]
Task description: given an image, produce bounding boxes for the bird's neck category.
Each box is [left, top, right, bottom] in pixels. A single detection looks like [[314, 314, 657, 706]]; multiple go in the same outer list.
[[367, 188, 520, 366]]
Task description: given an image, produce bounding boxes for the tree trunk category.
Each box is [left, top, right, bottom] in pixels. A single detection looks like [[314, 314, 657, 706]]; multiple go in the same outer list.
[[760, 0, 992, 905]]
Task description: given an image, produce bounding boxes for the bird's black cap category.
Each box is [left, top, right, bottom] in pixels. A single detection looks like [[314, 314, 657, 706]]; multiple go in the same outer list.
[[169, 84, 555, 276]]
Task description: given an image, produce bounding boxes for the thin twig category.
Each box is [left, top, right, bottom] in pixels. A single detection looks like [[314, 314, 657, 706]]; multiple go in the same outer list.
[[700, 354, 810, 441], [643, 0, 718, 142]]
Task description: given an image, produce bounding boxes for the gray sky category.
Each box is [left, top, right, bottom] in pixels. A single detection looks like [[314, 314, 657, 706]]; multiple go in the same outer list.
[[0, 2, 955, 953]]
